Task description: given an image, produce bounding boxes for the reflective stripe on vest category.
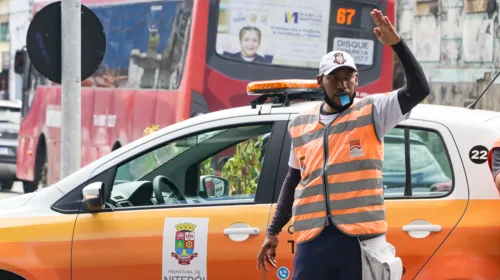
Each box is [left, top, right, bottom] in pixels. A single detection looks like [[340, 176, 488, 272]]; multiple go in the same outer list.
[[488, 137, 500, 176], [289, 98, 386, 243]]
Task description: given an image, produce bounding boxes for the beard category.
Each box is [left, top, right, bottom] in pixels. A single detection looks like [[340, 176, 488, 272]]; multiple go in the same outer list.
[[323, 90, 356, 112]]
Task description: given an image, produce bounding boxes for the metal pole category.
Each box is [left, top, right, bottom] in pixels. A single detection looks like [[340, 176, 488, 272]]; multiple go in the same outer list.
[[61, 0, 81, 179]]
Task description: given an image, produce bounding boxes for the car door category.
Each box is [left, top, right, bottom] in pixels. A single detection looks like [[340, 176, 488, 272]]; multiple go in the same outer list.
[[272, 117, 468, 279], [71, 114, 289, 280], [382, 120, 468, 279]]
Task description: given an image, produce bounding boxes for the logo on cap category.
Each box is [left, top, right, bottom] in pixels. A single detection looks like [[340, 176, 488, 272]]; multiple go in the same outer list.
[[333, 53, 346, 65]]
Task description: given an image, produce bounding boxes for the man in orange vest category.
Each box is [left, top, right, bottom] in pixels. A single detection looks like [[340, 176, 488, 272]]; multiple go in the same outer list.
[[256, 9, 430, 280], [488, 138, 500, 193]]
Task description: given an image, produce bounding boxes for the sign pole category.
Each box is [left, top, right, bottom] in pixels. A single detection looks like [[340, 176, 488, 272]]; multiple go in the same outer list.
[[61, 0, 81, 178]]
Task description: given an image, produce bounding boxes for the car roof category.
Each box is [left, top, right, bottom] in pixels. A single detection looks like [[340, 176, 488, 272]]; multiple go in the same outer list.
[[143, 96, 500, 139], [68, 94, 498, 179], [129, 94, 500, 149], [269, 99, 500, 127]]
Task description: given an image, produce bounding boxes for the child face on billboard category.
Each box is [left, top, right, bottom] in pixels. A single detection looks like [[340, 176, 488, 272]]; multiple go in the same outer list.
[[240, 30, 261, 58]]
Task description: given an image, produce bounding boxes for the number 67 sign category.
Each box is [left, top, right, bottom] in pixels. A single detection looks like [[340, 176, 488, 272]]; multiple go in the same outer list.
[[336, 7, 356, 25]]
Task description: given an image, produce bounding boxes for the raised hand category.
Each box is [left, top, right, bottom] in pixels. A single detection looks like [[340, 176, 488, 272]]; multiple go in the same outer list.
[[370, 9, 401, 46]]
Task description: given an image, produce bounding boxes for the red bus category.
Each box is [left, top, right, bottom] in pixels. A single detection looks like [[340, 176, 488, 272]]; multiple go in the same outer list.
[[14, 0, 394, 192]]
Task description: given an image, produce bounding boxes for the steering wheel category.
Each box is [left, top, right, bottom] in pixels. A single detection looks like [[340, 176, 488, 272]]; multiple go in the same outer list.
[[152, 175, 185, 205]]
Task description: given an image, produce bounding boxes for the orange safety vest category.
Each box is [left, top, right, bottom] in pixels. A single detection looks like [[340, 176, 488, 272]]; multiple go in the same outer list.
[[488, 137, 500, 176], [288, 98, 386, 243]]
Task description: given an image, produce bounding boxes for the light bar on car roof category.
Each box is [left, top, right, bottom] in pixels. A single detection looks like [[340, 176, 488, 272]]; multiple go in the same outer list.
[[247, 79, 323, 109], [246, 79, 318, 95]]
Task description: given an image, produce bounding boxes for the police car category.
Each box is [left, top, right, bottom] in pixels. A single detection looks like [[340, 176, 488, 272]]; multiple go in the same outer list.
[[0, 80, 499, 280]]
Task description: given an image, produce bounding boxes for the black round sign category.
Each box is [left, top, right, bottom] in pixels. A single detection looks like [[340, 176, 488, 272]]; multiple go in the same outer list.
[[469, 145, 489, 164], [26, 1, 106, 84]]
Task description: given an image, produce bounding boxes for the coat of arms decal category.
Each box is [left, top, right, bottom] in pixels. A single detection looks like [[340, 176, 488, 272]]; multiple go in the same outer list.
[[171, 222, 198, 265]]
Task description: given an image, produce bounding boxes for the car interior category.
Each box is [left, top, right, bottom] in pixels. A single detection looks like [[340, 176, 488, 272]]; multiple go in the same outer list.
[[103, 123, 453, 208], [382, 129, 453, 198], [105, 123, 273, 209]]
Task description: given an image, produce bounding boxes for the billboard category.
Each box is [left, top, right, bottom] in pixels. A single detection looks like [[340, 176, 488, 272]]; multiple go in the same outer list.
[[216, 0, 331, 69]]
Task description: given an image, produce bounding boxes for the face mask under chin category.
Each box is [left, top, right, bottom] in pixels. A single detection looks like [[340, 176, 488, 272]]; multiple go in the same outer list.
[[323, 90, 356, 113]]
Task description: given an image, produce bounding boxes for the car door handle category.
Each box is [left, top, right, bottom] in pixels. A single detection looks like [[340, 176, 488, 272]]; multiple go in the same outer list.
[[402, 225, 441, 232], [223, 228, 260, 235], [402, 220, 442, 239]]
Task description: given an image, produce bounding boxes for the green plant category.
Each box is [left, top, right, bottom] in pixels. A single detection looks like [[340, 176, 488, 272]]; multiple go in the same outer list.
[[221, 136, 264, 195], [200, 157, 215, 176]]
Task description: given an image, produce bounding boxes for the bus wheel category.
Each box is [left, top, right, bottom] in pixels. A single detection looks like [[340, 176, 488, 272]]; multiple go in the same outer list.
[[23, 150, 48, 193]]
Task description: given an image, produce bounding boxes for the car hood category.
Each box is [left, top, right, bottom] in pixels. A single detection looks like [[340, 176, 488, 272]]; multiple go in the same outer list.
[[0, 186, 64, 218], [0, 156, 97, 217], [0, 192, 35, 210]]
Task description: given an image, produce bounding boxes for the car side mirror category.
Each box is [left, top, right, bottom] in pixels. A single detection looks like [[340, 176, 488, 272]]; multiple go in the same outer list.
[[82, 181, 105, 212], [200, 175, 229, 198]]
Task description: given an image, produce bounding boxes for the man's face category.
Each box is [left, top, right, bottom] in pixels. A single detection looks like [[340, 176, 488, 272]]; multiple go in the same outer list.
[[316, 67, 358, 105]]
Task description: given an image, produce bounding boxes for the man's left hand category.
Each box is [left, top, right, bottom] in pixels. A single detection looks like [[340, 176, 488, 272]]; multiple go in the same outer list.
[[371, 9, 401, 46]]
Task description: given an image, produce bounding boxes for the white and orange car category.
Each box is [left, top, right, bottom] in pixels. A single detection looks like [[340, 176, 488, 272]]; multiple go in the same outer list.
[[0, 80, 499, 280]]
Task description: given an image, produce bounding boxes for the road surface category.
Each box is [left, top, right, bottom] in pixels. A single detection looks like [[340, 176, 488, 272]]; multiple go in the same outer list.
[[0, 181, 25, 200]]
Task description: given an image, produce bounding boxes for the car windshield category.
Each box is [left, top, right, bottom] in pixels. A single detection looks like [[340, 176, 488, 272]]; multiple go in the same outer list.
[[115, 129, 226, 182], [0, 106, 21, 124], [383, 142, 436, 172]]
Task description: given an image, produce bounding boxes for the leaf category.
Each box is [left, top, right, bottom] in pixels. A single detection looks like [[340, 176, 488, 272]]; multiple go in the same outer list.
[[217, 134, 271, 196]]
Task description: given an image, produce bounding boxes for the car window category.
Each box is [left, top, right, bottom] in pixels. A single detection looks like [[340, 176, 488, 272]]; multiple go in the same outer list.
[[383, 127, 453, 198], [109, 123, 273, 208], [198, 132, 269, 197], [114, 131, 224, 182], [383, 141, 436, 172]]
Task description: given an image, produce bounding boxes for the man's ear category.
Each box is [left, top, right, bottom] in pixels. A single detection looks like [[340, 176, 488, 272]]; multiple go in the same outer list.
[[354, 72, 359, 87], [316, 75, 323, 88]]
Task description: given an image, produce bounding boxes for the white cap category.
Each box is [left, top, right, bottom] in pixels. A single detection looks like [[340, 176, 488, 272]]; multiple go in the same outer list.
[[318, 50, 357, 75]]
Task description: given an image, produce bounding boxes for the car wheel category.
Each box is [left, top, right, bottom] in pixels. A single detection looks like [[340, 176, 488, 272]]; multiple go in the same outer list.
[[0, 179, 13, 190]]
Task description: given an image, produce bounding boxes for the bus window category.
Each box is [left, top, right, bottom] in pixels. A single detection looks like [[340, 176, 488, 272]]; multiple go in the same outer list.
[[85, 0, 194, 90], [207, 0, 387, 87], [215, 0, 331, 69]]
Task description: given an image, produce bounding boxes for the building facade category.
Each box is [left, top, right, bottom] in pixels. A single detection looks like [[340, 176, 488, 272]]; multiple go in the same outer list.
[[0, 0, 9, 100], [394, 0, 500, 111]]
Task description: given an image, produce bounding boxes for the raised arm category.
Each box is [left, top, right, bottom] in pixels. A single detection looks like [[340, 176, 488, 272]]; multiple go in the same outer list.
[[393, 38, 430, 115], [370, 9, 430, 116], [368, 9, 431, 140]]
